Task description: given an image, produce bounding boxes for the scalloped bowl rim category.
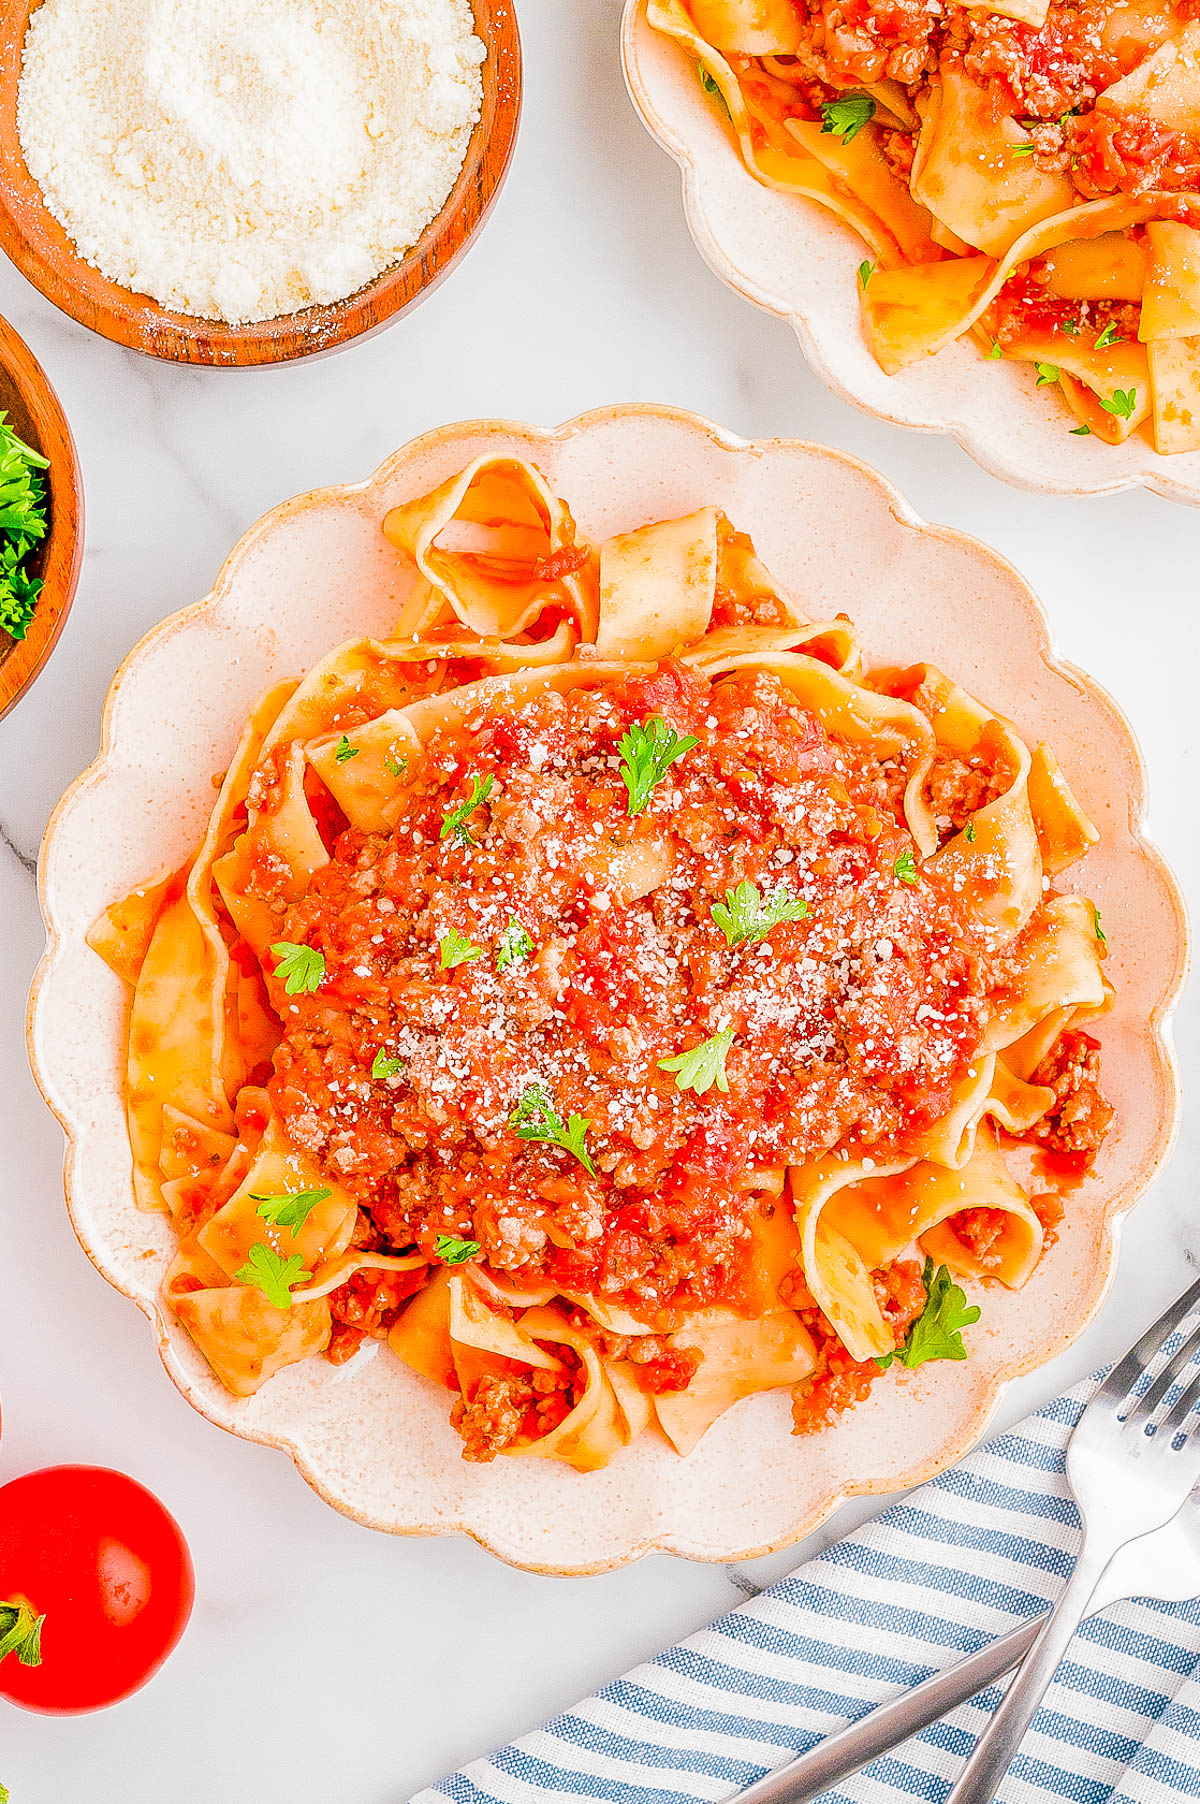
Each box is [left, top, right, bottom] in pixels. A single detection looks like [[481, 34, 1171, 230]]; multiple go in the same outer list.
[[27, 404, 1190, 1573]]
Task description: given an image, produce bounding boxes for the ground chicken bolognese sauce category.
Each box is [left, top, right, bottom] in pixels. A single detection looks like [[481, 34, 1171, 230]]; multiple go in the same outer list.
[[260, 656, 1107, 1441]]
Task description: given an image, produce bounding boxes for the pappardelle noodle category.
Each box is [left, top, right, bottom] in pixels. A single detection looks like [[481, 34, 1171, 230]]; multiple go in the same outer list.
[[649, 0, 1200, 452], [91, 456, 1112, 1471]]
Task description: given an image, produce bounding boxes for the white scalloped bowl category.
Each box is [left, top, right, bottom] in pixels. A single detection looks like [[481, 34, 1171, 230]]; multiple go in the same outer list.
[[28, 406, 1187, 1573], [622, 0, 1200, 506]]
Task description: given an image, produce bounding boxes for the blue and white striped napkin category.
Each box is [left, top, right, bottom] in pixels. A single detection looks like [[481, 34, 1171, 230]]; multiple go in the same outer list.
[[414, 1379, 1200, 1804]]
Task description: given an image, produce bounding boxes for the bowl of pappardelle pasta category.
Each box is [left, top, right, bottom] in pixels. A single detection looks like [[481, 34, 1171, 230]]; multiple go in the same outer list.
[[623, 0, 1200, 503], [29, 406, 1185, 1573]]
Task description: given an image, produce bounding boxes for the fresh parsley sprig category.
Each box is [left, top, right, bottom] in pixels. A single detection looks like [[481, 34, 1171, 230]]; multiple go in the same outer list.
[[658, 1029, 735, 1095], [876, 1260, 981, 1370], [251, 1187, 331, 1232], [496, 919, 535, 970], [1035, 362, 1060, 387], [711, 879, 808, 948], [698, 62, 730, 118], [234, 1242, 313, 1312], [441, 773, 494, 846], [509, 1083, 597, 1177], [439, 928, 484, 969], [0, 414, 50, 644], [334, 734, 359, 763], [1093, 904, 1107, 947], [821, 92, 875, 145], [894, 849, 918, 884], [270, 941, 325, 995], [1094, 321, 1123, 351], [371, 1049, 404, 1080], [1100, 388, 1137, 420], [617, 715, 698, 816], [435, 1233, 481, 1265]]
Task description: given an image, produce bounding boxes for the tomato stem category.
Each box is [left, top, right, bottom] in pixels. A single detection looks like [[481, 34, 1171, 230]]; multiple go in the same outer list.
[[0, 1599, 44, 1668]]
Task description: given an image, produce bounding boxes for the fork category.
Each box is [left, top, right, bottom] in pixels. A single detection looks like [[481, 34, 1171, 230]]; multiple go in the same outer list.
[[732, 1485, 1200, 1803], [944, 1276, 1200, 1804]]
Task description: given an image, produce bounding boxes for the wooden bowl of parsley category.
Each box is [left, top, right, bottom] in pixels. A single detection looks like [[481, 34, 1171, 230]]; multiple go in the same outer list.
[[0, 310, 82, 719]]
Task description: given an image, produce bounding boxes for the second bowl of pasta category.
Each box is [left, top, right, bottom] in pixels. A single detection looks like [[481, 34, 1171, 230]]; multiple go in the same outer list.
[[624, 0, 1200, 504]]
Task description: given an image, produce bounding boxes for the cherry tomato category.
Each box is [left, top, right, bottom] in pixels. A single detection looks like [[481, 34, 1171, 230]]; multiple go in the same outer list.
[[0, 1466, 193, 1713]]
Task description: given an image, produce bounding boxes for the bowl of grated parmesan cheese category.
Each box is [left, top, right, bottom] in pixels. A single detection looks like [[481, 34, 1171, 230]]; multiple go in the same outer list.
[[0, 0, 520, 365]]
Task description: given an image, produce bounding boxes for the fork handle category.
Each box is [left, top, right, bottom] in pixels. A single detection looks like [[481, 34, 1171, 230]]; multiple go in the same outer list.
[[943, 1544, 1113, 1804], [733, 1613, 1044, 1804]]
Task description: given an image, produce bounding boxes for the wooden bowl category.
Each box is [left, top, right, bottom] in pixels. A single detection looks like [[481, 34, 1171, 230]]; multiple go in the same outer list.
[[0, 0, 521, 367], [0, 312, 82, 720]]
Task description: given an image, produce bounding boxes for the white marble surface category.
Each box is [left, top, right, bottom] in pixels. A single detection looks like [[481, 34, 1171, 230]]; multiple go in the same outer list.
[[0, 2, 1196, 1799]]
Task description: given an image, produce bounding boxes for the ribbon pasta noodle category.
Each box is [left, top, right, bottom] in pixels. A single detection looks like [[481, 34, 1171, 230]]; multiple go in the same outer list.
[[648, 0, 1200, 451], [91, 457, 1112, 1468]]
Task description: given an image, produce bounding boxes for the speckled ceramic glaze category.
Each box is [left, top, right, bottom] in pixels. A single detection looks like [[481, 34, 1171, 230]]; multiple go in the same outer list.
[[621, 1, 1200, 507], [28, 407, 1188, 1573]]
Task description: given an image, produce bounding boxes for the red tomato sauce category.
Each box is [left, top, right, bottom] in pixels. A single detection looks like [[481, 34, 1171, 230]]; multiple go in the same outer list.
[[989, 270, 1139, 347], [268, 662, 1003, 1323], [733, 0, 1199, 209]]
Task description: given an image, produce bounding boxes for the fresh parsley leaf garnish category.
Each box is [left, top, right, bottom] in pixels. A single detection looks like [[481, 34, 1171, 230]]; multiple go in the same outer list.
[[384, 755, 408, 779], [711, 879, 808, 947], [371, 1049, 404, 1080], [439, 928, 484, 969], [1060, 317, 1080, 336], [893, 849, 918, 884], [658, 1029, 735, 1095], [876, 1260, 981, 1370], [1100, 388, 1137, 420], [496, 919, 535, 970], [0, 413, 50, 644], [1035, 362, 1060, 387], [0, 1599, 44, 1668], [698, 62, 730, 117], [1093, 904, 1107, 947], [964, 821, 977, 843], [435, 1233, 481, 1265], [617, 715, 698, 816], [234, 1242, 313, 1312], [334, 734, 359, 763], [440, 773, 494, 846], [988, 340, 1003, 359], [0, 415, 48, 537], [509, 1084, 597, 1177], [1094, 321, 1123, 350], [251, 1187, 331, 1232], [1010, 140, 1036, 158], [0, 544, 42, 642], [858, 259, 874, 290], [821, 92, 875, 144], [270, 941, 325, 994], [1070, 424, 1092, 435]]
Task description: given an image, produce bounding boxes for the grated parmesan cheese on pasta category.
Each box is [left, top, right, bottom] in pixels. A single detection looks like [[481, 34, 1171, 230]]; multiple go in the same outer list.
[[17, 0, 485, 325]]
